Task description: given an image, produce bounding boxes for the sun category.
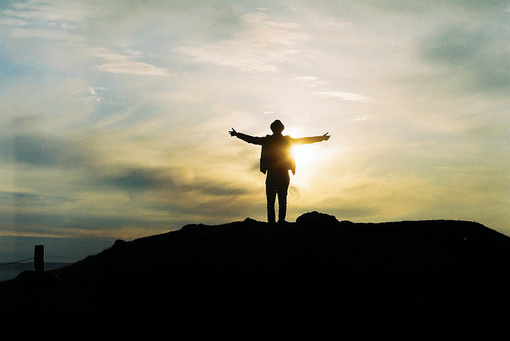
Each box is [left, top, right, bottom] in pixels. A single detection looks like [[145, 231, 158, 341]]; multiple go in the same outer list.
[[291, 145, 316, 169]]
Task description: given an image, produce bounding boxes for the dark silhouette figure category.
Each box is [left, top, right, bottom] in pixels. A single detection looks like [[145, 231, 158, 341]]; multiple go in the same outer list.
[[230, 120, 330, 223]]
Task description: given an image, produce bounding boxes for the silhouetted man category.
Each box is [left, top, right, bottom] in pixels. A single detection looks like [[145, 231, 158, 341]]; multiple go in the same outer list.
[[230, 120, 330, 223]]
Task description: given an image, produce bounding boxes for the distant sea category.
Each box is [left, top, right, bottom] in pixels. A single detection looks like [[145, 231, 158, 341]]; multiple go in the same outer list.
[[0, 262, 71, 281]]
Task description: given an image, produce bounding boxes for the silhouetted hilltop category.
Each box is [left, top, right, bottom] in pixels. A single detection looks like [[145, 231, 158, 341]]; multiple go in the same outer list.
[[2, 211, 510, 332]]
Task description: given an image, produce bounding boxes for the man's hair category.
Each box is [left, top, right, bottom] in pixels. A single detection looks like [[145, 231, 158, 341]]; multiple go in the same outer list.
[[270, 120, 284, 133]]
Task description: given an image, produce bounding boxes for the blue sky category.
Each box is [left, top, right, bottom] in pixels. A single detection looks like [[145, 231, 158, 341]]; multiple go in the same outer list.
[[0, 0, 509, 261]]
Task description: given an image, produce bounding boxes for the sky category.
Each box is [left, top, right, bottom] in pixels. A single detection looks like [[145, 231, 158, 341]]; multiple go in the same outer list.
[[0, 0, 509, 261]]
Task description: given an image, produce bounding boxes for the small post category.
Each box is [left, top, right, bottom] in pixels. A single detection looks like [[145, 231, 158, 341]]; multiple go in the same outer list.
[[34, 245, 44, 274]]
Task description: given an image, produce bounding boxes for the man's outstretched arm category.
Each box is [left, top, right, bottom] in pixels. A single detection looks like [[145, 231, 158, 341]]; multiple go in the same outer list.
[[292, 132, 330, 145], [229, 128, 264, 145]]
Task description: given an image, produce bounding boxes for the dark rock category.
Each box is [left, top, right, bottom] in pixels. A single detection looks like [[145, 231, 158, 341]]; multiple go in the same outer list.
[[296, 211, 339, 226], [243, 217, 259, 224], [113, 239, 127, 247]]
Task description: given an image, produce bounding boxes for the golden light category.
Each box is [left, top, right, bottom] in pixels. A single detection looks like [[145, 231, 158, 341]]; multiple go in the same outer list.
[[292, 145, 316, 169], [284, 126, 331, 180]]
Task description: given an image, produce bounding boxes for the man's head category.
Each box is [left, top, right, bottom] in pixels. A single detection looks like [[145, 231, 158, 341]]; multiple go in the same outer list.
[[270, 120, 284, 134]]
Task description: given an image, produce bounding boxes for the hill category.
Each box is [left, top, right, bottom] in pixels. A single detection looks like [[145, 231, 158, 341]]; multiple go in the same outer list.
[[1, 211, 510, 331]]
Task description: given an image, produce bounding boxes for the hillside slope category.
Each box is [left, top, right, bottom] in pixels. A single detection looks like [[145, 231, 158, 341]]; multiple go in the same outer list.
[[2, 212, 510, 327]]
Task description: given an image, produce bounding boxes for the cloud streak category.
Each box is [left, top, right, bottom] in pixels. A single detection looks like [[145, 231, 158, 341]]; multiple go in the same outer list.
[[311, 91, 370, 102], [90, 48, 171, 77], [99, 166, 250, 197], [0, 0, 91, 40], [419, 19, 510, 93], [179, 11, 309, 73], [0, 133, 91, 168]]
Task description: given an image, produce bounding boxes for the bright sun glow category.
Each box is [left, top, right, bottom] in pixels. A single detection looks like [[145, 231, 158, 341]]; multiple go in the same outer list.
[[286, 127, 326, 174], [292, 145, 316, 169]]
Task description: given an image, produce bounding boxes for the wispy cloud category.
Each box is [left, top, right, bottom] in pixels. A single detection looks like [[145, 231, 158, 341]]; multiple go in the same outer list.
[[311, 91, 370, 102], [0, 133, 92, 168], [419, 19, 510, 93], [0, 191, 77, 206], [89, 48, 171, 77], [99, 165, 249, 197], [179, 11, 309, 73], [1, 1, 171, 77], [3, 0, 89, 23], [294, 75, 328, 87], [351, 115, 369, 122], [1, 0, 90, 40]]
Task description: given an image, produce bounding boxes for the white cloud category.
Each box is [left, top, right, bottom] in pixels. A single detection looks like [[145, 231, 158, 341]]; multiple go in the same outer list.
[[179, 11, 309, 73], [3, 0, 89, 23], [419, 19, 510, 93], [0, 17, 28, 26], [94, 61, 170, 77], [311, 91, 370, 102], [294, 75, 328, 87], [1, 0, 91, 39], [351, 115, 369, 122], [89, 48, 171, 77]]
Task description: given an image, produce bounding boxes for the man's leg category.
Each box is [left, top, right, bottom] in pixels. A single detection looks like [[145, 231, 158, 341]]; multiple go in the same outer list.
[[266, 184, 277, 224], [277, 171, 290, 223], [277, 189, 287, 223]]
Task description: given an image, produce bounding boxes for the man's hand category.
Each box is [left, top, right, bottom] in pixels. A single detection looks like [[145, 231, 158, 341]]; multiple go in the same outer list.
[[322, 132, 330, 141], [229, 128, 238, 137]]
